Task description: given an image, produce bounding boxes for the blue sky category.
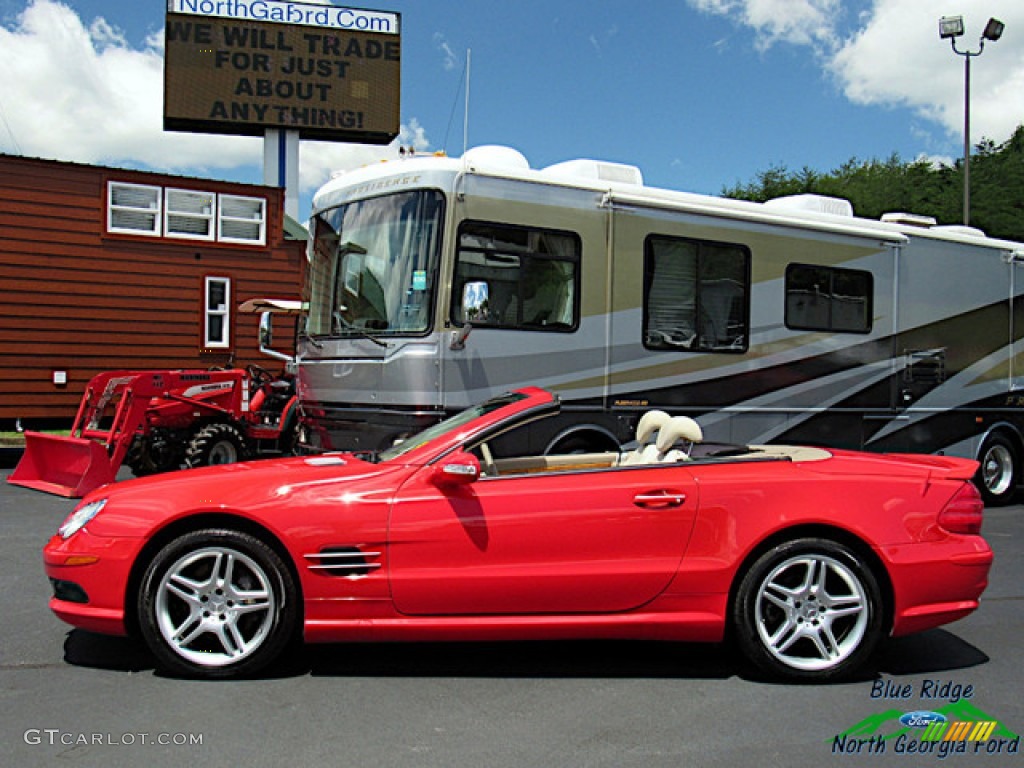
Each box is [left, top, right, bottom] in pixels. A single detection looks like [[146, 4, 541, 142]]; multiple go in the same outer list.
[[1, 0, 1022, 219]]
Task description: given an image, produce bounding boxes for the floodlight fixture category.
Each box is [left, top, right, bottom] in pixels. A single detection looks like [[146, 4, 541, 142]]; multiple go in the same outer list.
[[939, 16, 964, 40], [983, 18, 1005, 42], [938, 14, 1006, 226]]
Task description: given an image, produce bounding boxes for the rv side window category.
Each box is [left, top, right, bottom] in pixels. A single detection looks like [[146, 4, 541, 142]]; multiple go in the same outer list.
[[452, 221, 580, 332], [785, 264, 872, 333], [643, 236, 750, 353]]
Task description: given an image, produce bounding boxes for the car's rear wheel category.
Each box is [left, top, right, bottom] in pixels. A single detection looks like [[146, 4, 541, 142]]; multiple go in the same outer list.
[[137, 529, 297, 678], [732, 538, 883, 681]]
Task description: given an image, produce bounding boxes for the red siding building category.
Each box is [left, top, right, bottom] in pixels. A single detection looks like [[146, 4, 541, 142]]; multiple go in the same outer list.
[[0, 154, 305, 427]]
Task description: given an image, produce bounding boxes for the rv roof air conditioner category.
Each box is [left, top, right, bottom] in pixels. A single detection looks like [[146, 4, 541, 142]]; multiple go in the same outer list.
[[543, 158, 644, 186], [881, 212, 938, 228], [462, 145, 531, 172], [933, 224, 987, 238], [763, 194, 854, 218]]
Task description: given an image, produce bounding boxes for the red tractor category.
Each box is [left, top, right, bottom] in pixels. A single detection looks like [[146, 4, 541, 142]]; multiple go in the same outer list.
[[9, 365, 299, 498]]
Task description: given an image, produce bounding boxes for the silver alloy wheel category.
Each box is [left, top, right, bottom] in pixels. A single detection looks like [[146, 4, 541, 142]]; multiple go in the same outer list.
[[982, 443, 1014, 496], [208, 440, 239, 465], [754, 554, 869, 672], [154, 546, 275, 668]]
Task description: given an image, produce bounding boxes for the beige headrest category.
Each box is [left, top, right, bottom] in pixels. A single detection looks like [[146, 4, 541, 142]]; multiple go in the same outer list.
[[635, 410, 670, 444], [656, 416, 703, 452]]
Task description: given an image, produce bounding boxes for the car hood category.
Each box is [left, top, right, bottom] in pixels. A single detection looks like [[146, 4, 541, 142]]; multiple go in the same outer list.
[[80, 454, 414, 538]]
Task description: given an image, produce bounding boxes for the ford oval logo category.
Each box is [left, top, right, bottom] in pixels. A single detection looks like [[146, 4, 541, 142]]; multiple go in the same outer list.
[[900, 711, 948, 728]]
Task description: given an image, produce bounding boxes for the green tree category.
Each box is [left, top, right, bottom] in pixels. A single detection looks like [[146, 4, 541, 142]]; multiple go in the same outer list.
[[722, 124, 1024, 242]]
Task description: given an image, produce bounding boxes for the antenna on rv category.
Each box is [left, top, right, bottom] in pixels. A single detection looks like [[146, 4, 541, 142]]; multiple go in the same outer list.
[[463, 48, 471, 156]]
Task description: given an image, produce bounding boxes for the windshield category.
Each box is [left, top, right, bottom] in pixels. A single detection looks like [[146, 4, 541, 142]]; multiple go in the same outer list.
[[306, 189, 445, 337], [378, 392, 529, 462]]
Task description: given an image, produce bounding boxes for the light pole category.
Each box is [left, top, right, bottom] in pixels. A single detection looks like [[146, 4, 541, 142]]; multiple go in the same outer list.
[[939, 15, 1004, 226]]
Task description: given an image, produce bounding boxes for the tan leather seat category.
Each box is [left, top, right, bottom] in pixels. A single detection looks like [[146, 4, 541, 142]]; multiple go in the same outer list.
[[654, 416, 703, 462], [619, 410, 670, 466]]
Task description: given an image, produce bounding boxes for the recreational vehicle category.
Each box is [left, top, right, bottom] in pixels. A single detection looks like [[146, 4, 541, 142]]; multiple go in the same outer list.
[[294, 145, 1024, 504]]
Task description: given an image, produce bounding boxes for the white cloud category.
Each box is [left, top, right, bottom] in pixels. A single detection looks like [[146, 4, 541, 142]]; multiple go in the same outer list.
[[0, 1, 429, 196], [0, 1, 258, 171], [433, 32, 459, 71], [688, 0, 842, 51], [829, 0, 1024, 146], [689, 0, 1024, 146], [300, 119, 432, 193]]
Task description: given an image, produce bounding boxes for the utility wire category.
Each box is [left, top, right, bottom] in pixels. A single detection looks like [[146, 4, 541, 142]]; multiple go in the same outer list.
[[442, 51, 469, 155], [0, 93, 23, 154]]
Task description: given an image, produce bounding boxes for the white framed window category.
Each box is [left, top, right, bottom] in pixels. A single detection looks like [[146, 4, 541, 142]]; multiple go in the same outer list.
[[218, 194, 266, 244], [204, 276, 231, 348], [166, 188, 215, 240], [107, 182, 161, 236], [107, 181, 268, 245]]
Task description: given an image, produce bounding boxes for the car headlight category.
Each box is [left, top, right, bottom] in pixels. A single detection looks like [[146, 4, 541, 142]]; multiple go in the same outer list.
[[58, 499, 108, 540]]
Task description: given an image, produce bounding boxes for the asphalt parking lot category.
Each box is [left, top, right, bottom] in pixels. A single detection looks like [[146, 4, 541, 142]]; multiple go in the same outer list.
[[1, 463, 1021, 768]]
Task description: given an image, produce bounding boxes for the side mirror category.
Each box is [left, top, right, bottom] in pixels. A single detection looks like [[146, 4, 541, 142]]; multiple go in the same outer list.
[[449, 322, 472, 351], [461, 281, 490, 322], [259, 311, 295, 363], [431, 451, 481, 487], [259, 311, 274, 348]]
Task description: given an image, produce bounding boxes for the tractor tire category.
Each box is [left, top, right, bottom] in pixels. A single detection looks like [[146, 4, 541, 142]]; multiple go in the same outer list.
[[185, 423, 249, 469], [126, 434, 181, 477]]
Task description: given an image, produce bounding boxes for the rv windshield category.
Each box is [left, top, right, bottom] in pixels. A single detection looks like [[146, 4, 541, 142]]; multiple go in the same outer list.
[[306, 189, 445, 337]]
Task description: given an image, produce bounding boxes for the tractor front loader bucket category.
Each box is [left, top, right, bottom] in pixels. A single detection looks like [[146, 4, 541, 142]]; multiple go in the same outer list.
[[7, 367, 249, 498], [8, 432, 117, 498]]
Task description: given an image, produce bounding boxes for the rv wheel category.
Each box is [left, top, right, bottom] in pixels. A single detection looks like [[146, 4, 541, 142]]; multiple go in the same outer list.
[[186, 423, 249, 468], [976, 433, 1018, 506]]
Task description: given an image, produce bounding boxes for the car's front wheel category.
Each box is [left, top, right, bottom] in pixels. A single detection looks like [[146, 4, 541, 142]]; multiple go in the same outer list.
[[732, 538, 883, 681], [137, 529, 298, 678]]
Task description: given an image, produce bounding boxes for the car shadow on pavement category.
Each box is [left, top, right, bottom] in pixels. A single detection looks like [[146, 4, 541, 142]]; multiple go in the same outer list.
[[61, 627, 989, 682], [63, 630, 155, 673], [869, 629, 990, 676], [295, 639, 740, 680]]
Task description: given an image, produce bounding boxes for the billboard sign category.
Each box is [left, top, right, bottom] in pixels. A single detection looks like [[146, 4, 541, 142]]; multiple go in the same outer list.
[[164, 1, 401, 143]]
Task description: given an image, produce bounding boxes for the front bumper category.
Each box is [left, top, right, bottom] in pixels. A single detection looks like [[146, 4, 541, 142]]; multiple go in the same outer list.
[[42, 531, 143, 637]]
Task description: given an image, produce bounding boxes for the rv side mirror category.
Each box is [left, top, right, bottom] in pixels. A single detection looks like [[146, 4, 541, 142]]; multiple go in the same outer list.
[[259, 311, 274, 349], [431, 451, 481, 487], [258, 311, 295, 364], [462, 281, 490, 323]]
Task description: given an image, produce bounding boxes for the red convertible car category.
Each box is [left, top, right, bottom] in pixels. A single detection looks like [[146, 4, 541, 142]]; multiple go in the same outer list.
[[43, 387, 992, 681]]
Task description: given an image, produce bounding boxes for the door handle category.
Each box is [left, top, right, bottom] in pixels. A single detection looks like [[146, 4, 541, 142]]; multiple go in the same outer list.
[[633, 490, 686, 508]]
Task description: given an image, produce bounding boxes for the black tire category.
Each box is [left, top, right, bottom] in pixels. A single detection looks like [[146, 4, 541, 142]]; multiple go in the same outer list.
[[975, 433, 1018, 506], [277, 406, 300, 456], [732, 538, 883, 682], [185, 423, 248, 469], [137, 529, 298, 679], [126, 435, 181, 477]]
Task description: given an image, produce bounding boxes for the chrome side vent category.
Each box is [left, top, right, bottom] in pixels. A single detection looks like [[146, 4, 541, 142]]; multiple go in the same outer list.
[[304, 547, 382, 578]]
